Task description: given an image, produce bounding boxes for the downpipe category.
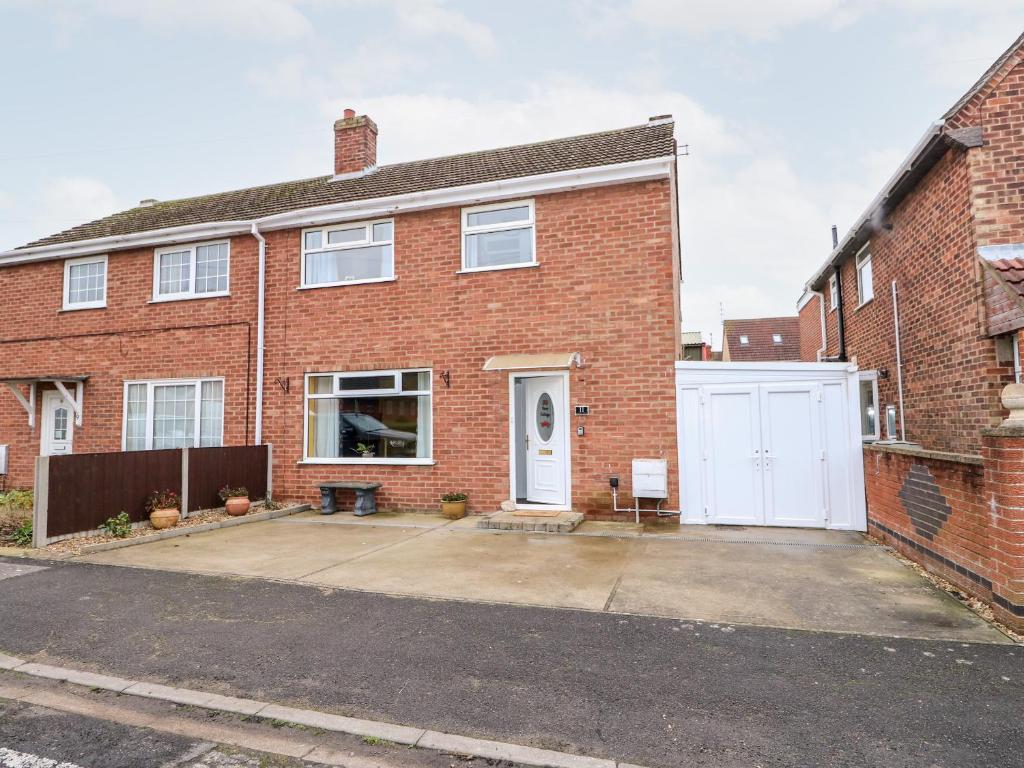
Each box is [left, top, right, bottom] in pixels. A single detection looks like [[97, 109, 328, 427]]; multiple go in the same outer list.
[[251, 222, 267, 445]]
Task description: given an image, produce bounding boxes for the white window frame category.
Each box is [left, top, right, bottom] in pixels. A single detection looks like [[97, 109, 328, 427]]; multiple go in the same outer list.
[[299, 218, 395, 289], [855, 244, 873, 306], [460, 199, 537, 273], [63, 254, 108, 310], [152, 240, 231, 302], [302, 367, 433, 465], [121, 377, 225, 450], [858, 371, 880, 441], [828, 274, 838, 312]]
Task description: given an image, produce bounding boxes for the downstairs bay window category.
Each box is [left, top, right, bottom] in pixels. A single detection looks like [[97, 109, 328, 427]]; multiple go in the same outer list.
[[123, 378, 224, 450], [304, 369, 432, 464]]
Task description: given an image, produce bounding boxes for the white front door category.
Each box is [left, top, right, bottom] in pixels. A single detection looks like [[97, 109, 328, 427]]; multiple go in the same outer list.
[[760, 384, 825, 527], [40, 390, 73, 456], [523, 376, 567, 505], [703, 385, 765, 525]]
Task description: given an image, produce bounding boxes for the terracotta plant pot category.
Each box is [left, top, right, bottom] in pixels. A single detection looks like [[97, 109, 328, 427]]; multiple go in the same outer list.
[[441, 501, 467, 520], [150, 507, 180, 529], [225, 497, 250, 516]]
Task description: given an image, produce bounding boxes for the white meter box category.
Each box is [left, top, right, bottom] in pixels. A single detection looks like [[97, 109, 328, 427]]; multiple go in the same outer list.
[[632, 458, 668, 499]]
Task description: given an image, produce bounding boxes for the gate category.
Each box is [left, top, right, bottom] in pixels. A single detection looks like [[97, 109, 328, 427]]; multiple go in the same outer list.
[[676, 362, 866, 530]]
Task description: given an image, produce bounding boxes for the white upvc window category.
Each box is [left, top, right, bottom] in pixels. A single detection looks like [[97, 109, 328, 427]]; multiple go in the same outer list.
[[303, 368, 432, 464], [300, 219, 394, 288], [858, 371, 880, 441], [828, 274, 838, 312], [461, 199, 536, 272], [122, 377, 224, 451], [856, 245, 873, 306], [152, 241, 230, 301], [63, 254, 107, 310]]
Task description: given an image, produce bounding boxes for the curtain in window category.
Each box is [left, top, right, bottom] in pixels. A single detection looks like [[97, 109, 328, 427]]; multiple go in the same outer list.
[[308, 399, 340, 458]]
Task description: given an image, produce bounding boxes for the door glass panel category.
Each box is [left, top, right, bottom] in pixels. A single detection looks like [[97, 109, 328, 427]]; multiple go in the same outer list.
[[53, 407, 67, 441], [535, 393, 554, 442]]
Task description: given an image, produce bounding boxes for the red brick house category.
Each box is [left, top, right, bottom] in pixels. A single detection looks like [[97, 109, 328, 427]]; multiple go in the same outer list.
[[796, 34, 1024, 629], [0, 111, 682, 517], [720, 317, 800, 362], [797, 33, 1024, 454]]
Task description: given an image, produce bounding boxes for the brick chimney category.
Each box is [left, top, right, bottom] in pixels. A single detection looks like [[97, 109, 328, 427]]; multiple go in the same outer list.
[[333, 108, 378, 176]]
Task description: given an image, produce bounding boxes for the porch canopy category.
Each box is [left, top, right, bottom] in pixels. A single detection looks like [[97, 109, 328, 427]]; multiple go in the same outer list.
[[1, 375, 88, 428], [482, 352, 581, 371]]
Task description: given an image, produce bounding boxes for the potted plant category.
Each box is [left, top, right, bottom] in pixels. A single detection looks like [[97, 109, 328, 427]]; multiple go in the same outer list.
[[146, 489, 180, 529], [219, 485, 250, 516], [441, 491, 468, 520], [356, 442, 376, 459]]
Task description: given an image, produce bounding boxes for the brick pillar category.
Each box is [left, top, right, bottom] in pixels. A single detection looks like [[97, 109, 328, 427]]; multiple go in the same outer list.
[[981, 420, 1024, 632]]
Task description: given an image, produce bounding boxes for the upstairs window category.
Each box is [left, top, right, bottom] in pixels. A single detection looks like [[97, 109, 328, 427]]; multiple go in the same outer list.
[[856, 245, 873, 305], [63, 255, 107, 310], [828, 274, 838, 312], [153, 241, 230, 301], [301, 219, 394, 288], [461, 200, 535, 271]]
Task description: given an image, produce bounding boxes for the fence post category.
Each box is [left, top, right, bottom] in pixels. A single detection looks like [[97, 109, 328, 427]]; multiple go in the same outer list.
[[180, 448, 190, 519], [32, 455, 49, 548], [266, 443, 273, 501]]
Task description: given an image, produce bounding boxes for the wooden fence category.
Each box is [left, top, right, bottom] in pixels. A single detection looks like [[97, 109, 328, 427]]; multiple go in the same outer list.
[[34, 444, 271, 545]]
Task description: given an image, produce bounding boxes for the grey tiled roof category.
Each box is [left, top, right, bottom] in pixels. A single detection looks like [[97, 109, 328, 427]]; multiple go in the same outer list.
[[20, 120, 675, 249]]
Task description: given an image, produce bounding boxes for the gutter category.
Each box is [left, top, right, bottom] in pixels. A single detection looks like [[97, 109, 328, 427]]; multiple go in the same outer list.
[[801, 121, 946, 293], [250, 222, 267, 446]]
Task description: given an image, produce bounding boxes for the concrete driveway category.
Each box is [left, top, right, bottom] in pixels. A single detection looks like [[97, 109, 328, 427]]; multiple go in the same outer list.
[[76, 511, 1009, 643]]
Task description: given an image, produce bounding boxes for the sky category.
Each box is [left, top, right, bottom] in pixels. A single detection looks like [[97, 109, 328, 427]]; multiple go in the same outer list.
[[1, 1, 1023, 348]]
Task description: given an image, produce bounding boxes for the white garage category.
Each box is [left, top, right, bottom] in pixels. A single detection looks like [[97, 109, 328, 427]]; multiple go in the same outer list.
[[675, 362, 866, 530]]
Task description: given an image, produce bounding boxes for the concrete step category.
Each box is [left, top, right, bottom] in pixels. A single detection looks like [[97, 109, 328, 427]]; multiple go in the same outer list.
[[476, 510, 584, 533]]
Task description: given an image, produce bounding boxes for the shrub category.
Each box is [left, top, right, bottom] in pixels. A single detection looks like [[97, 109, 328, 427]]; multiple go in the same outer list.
[[0, 489, 33, 510], [11, 518, 32, 547], [146, 489, 180, 513], [441, 491, 468, 503], [100, 512, 132, 539], [218, 485, 249, 502]]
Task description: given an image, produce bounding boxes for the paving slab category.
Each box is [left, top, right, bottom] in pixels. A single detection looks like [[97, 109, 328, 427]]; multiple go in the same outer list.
[[280, 509, 453, 529], [609, 537, 1007, 641], [302, 527, 633, 610], [78, 519, 424, 580]]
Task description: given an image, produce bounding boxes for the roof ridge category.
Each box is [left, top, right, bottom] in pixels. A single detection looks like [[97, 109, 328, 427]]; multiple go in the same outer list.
[[84, 120, 673, 215], [943, 31, 1024, 121]]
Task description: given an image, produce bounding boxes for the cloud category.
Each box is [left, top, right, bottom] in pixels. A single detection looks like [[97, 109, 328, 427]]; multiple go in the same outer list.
[[390, 0, 496, 56], [40, 177, 122, 231], [27, 0, 313, 41]]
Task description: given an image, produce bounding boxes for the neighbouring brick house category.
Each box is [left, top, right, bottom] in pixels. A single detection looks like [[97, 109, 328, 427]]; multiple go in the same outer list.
[[720, 317, 800, 362], [796, 33, 1024, 629], [0, 111, 682, 518]]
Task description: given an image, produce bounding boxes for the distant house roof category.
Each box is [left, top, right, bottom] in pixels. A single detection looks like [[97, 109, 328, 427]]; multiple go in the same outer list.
[[722, 317, 801, 362], [17, 120, 676, 250]]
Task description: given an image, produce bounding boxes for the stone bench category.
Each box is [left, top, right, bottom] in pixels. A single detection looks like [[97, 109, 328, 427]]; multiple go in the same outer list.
[[318, 481, 382, 517]]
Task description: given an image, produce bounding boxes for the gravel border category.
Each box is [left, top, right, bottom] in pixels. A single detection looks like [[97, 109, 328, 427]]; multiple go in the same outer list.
[[73, 503, 311, 555]]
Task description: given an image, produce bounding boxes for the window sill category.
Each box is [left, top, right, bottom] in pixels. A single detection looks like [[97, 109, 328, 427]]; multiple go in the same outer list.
[[149, 292, 231, 304], [60, 303, 107, 313], [457, 262, 539, 275], [298, 458, 435, 466], [298, 277, 396, 290], [855, 297, 874, 311]]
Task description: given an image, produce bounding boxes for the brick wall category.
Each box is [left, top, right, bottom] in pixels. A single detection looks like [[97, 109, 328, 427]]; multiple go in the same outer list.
[[797, 293, 822, 361], [0, 236, 258, 488], [864, 436, 1024, 631], [810, 148, 1014, 453], [0, 180, 680, 519], [262, 180, 680, 516]]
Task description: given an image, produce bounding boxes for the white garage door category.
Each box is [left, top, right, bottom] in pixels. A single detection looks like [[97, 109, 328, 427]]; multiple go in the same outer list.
[[677, 362, 866, 531]]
